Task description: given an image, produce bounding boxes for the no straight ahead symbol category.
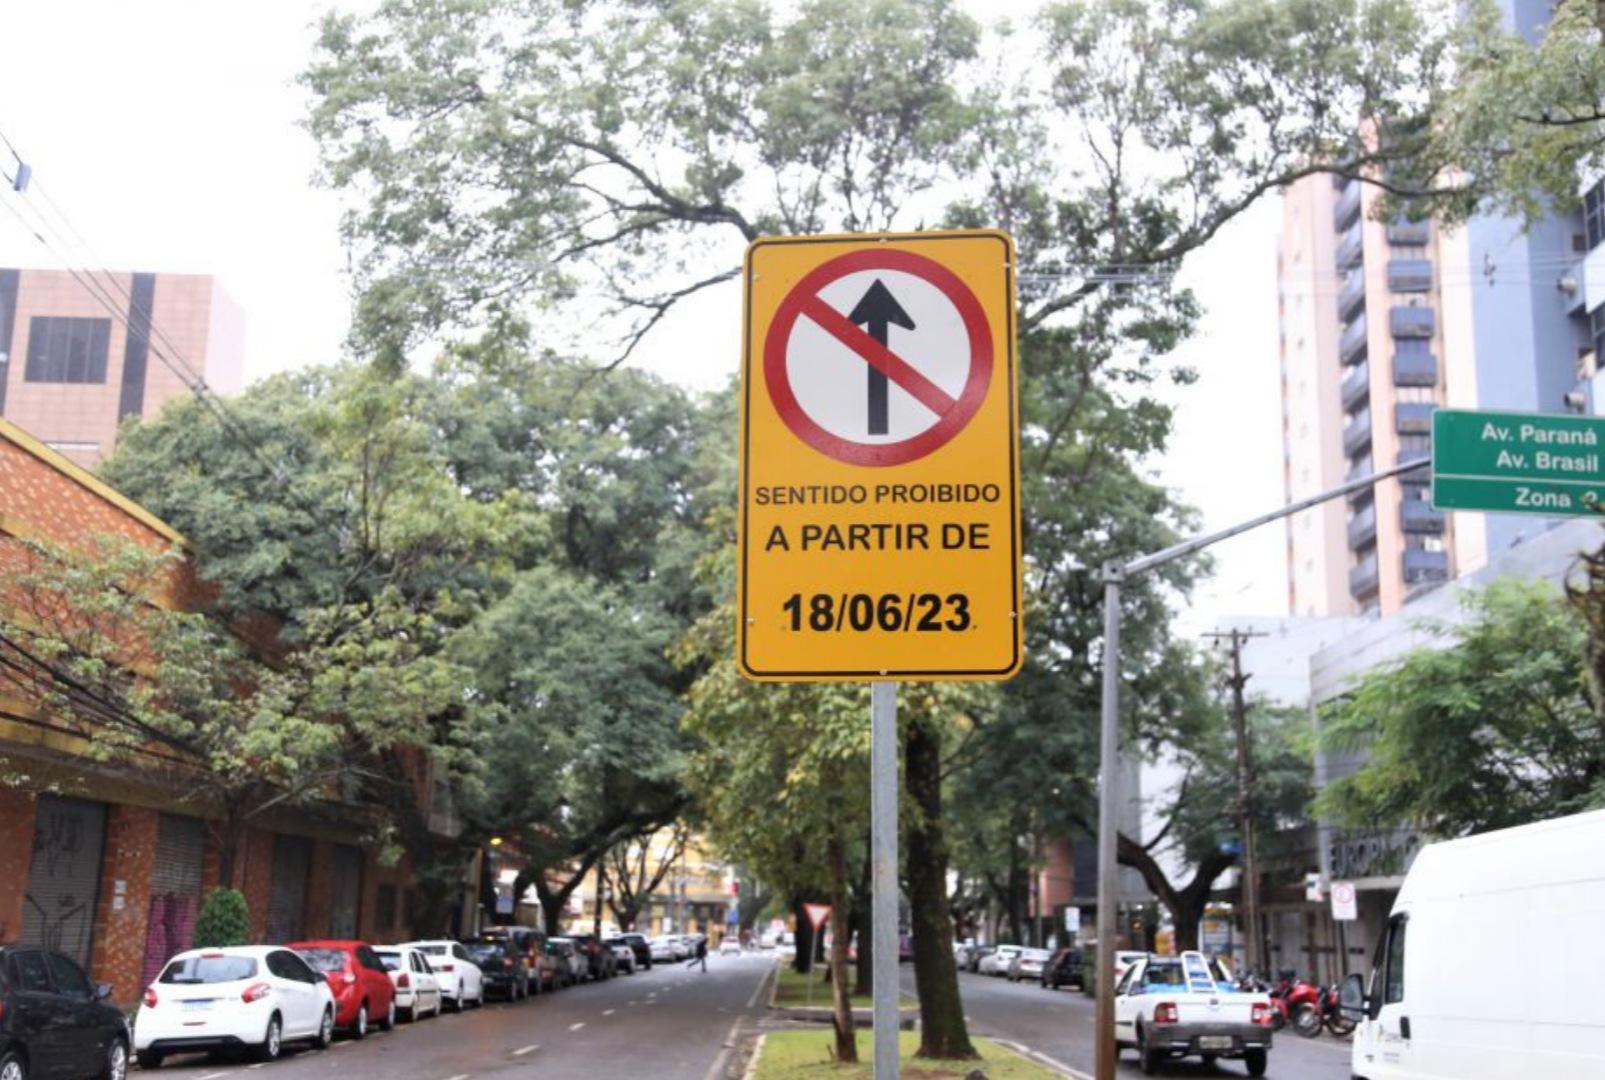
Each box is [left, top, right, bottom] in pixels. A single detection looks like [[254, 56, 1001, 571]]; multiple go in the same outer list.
[[764, 248, 994, 467]]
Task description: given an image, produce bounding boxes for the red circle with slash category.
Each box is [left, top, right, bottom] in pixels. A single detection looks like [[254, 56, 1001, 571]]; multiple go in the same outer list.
[[763, 248, 993, 466]]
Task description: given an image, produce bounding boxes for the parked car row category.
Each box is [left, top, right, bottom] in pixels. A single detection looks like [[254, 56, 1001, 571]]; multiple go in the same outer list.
[[0, 925, 681, 1080], [953, 941, 1089, 991]]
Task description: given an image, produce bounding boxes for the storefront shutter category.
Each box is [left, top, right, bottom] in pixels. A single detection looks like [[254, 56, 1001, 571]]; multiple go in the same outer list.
[[20, 795, 107, 969], [330, 845, 363, 939], [140, 814, 206, 987], [265, 835, 312, 943]]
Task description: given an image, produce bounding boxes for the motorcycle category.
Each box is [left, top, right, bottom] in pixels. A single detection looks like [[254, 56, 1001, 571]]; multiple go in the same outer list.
[[1238, 972, 1294, 1031], [1293, 982, 1358, 1038]]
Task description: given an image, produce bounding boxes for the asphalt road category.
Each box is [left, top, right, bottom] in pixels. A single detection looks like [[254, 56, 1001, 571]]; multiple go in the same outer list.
[[916, 968, 1356, 1080], [138, 953, 774, 1080]]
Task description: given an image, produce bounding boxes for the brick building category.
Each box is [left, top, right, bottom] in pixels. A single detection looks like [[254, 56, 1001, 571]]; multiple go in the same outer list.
[[0, 417, 450, 1005], [0, 267, 244, 468]]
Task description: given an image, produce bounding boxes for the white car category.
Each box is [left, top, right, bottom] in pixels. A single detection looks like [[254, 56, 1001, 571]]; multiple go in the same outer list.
[[648, 937, 678, 963], [400, 940, 484, 1010], [1008, 947, 1053, 982], [1114, 952, 1273, 1075], [134, 946, 335, 1068], [1112, 949, 1147, 985], [372, 946, 443, 1021], [719, 937, 742, 956], [609, 942, 636, 974], [980, 944, 1022, 976]]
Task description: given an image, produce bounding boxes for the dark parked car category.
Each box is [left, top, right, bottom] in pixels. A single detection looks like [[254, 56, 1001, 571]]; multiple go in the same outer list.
[[479, 927, 546, 994], [612, 933, 652, 971], [1, 946, 129, 1080], [1041, 948, 1084, 990], [461, 937, 531, 1001], [567, 935, 615, 981]]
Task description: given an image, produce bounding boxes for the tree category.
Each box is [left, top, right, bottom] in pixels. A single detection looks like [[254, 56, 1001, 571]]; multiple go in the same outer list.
[[456, 564, 690, 934], [1381, 0, 1605, 227], [604, 824, 689, 932], [676, 597, 873, 1062], [1316, 580, 1605, 835], [1121, 699, 1315, 951], [0, 535, 466, 885], [102, 364, 524, 924]]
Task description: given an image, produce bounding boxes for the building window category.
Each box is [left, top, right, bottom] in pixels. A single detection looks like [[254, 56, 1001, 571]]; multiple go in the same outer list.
[[1586, 181, 1605, 250], [25, 316, 111, 383]]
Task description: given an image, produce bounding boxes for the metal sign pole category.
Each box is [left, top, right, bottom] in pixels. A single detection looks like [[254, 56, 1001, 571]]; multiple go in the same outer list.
[[1092, 565, 1122, 1080], [871, 680, 901, 1080]]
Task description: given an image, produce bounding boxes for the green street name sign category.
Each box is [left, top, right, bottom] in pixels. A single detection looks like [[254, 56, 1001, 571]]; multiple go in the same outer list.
[[1432, 408, 1605, 517]]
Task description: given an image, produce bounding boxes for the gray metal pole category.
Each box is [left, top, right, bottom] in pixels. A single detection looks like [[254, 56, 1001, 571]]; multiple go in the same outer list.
[[1093, 565, 1122, 1080], [1091, 457, 1432, 1079], [871, 681, 900, 1080]]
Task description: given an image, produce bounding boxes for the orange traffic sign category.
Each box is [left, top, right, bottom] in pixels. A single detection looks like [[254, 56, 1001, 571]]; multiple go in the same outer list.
[[737, 230, 1022, 681]]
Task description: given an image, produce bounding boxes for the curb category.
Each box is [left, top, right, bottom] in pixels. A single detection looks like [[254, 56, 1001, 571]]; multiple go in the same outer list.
[[740, 1033, 767, 1080], [989, 1037, 1092, 1079], [766, 962, 916, 1029]]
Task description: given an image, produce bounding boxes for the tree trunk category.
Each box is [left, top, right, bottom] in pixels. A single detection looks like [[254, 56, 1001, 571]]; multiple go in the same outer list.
[[792, 894, 815, 975], [827, 830, 857, 1064], [905, 719, 976, 1060], [852, 847, 873, 997]]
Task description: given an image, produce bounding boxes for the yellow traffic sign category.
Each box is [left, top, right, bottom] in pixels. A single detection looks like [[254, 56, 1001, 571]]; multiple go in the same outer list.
[[737, 229, 1022, 681]]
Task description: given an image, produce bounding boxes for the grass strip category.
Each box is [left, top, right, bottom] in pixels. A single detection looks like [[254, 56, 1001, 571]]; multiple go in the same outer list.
[[750, 1030, 1061, 1079]]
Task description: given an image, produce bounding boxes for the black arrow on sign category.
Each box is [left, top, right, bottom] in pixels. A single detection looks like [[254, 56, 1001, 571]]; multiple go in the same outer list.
[[846, 278, 916, 436]]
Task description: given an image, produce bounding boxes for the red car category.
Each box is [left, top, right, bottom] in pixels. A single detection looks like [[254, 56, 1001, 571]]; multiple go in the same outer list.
[[290, 940, 398, 1038]]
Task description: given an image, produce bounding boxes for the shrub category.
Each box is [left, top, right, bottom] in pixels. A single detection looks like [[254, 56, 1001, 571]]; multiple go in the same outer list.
[[192, 887, 250, 948]]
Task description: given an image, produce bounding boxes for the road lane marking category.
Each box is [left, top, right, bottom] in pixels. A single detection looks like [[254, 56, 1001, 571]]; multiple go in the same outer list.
[[512, 1044, 539, 1057], [628, 1000, 638, 1006], [445, 1074, 470, 1080], [602, 1008, 615, 1016], [569, 1022, 585, 1031], [197, 1072, 230, 1079]]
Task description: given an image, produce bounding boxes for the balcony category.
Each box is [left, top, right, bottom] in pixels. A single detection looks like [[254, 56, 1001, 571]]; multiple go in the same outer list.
[[1393, 348, 1438, 387], [1333, 180, 1363, 231], [1391, 305, 1436, 338], [1350, 555, 1381, 599], [1343, 408, 1373, 457], [1347, 458, 1375, 505], [1388, 258, 1433, 292], [1396, 402, 1435, 434], [1401, 501, 1446, 533], [1387, 218, 1431, 245], [1341, 362, 1370, 410], [1403, 548, 1450, 585], [1336, 221, 1365, 270], [1347, 504, 1377, 549], [1340, 313, 1369, 365], [1338, 267, 1366, 321]]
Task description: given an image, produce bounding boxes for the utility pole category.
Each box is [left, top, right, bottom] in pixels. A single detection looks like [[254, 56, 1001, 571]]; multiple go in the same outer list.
[[593, 860, 606, 936], [1203, 627, 1268, 977], [1092, 457, 1429, 1080]]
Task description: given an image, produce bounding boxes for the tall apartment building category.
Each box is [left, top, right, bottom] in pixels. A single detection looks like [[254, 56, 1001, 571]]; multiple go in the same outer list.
[[0, 268, 244, 467], [1279, 0, 1600, 618], [1278, 175, 1454, 616]]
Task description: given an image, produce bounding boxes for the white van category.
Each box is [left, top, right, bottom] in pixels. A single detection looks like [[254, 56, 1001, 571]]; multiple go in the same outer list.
[[1340, 808, 1605, 1079]]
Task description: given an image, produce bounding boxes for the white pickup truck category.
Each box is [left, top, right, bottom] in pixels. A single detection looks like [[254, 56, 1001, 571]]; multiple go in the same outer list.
[[1114, 951, 1275, 1076]]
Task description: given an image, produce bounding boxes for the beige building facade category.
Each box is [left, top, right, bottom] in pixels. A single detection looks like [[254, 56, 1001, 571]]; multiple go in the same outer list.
[[1277, 176, 1456, 617], [0, 267, 244, 467]]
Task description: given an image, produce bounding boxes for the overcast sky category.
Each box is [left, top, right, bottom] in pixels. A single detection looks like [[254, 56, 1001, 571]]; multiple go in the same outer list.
[[0, 0, 1287, 626]]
